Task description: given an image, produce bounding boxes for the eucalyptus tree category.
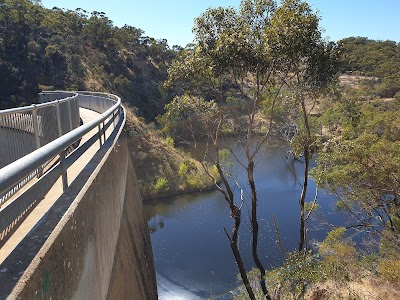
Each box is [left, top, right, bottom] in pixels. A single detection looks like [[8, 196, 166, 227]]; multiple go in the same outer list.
[[162, 0, 339, 298], [313, 105, 400, 250], [265, 0, 339, 252], [164, 45, 220, 102], [164, 1, 280, 298]]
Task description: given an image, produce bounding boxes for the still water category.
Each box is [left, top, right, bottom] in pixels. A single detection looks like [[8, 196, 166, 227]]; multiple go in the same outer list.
[[144, 138, 344, 299]]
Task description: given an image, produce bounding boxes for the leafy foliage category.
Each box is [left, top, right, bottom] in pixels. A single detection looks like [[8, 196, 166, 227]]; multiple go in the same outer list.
[[154, 177, 169, 194], [235, 227, 399, 299], [158, 94, 220, 143], [314, 102, 400, 241]]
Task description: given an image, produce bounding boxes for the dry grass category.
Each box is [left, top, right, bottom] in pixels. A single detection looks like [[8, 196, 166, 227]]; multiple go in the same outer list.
[[308, 276, 400, 300], [339, 74, 379, 88]]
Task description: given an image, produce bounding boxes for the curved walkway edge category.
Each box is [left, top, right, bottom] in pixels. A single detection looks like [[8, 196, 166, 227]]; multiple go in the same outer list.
[[0, 97, 157, 299]]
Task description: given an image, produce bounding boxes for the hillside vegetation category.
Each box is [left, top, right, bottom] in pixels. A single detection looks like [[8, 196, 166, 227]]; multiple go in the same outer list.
[[0, 0, 176, 120], [124, 107, 217, 199], [339, 37, 400, 99]]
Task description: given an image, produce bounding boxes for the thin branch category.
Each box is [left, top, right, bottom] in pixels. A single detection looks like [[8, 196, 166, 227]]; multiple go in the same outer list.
[[273, 215, 286, 264], [251, 82, 286, 161], [305, 184, 319, 221]]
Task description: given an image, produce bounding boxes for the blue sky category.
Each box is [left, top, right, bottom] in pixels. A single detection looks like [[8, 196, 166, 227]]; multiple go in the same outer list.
[[41, 0, 400, 47]]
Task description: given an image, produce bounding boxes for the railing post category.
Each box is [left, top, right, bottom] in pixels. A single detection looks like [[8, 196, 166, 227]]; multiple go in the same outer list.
[[32, 106, 43, 177], [56, 101, 68, 190], [32, 106, 41, 150], [102, 120, 106, 141], [56, 101, 63, 137], [98, 124, 102, 147], [68, 99, 73, 132], [75, 98, 80, 127], [59, 151, 68, 191]]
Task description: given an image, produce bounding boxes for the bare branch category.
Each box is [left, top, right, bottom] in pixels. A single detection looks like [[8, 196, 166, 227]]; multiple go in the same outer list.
[[305, 184, 318, 221]]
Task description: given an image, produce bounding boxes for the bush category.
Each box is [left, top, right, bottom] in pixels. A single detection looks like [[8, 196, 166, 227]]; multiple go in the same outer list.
[[185, 174, 206, 190], [165, 136, 174, 147], [378, 259, 400, 283], [208, 164, 220, 180], [178, 160, 196, 178], [178, 162, 188, 178], [319, 228, 356, 263], [39, 85, 54, 91], [154, 177, 169, 194]]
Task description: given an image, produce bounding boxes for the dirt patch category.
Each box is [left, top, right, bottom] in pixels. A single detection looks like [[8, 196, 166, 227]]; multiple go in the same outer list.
[[339, 74, 379, 88]]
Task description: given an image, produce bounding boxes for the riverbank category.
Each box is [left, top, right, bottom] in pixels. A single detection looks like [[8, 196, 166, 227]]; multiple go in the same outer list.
[[124, 107, 217, 200]]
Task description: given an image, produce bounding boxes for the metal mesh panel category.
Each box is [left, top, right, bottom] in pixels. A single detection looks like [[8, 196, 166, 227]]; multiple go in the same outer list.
[[0, 93, 81, 205], [38, 92, 76, 103], [0, 113, 36, 169], [78, 94, 116, 114], [59, 101, 71, 135], [38, 105, 59, 146]]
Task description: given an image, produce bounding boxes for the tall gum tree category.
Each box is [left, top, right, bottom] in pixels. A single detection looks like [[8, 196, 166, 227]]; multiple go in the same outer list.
[[162, 0, 339, 298], [265, 0, 339, 252], [193, 1, 280, 299], [164, 1, 279, 298]]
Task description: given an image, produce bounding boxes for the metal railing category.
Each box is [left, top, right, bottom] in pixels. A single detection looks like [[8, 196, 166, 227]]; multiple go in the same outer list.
[[0, 92, 81, 207], [0, 91, 124, 239], [0, 92, 80, 169]]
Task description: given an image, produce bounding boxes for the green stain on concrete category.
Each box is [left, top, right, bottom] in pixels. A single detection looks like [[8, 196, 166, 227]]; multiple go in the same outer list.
[[41, 270, 52, 299]]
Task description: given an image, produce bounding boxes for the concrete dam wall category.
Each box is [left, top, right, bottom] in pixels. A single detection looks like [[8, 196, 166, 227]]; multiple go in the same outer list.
[[3, 129, 157, 299]]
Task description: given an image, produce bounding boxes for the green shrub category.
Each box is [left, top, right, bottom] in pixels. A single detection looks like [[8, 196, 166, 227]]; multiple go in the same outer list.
[[185, 174, 206, 190], [178, 163, 188, 178], [165, 136, 174, 147], [279, 251, 320, 297], [39, 85, 54, 91], [378, 259, 400, 283], [178, 160, 196, 178], [319, 228, 356, 262], [208, 164, 220, 180], [154, 177, 169, 194]]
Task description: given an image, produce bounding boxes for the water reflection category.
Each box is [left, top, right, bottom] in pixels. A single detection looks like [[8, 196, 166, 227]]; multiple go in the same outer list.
[[145, 138, 344, 299]]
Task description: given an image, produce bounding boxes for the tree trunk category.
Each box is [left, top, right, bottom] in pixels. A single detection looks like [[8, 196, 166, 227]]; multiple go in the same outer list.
[[298, 100, 310, 252], [298, 145, 309, 252], [229, 208, 257, 300], [248, 160, 272, 300], [215, 156, 256, 300]]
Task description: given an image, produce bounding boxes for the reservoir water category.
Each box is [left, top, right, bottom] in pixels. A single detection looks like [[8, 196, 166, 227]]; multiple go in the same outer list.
[[144, 138, 345, 299]]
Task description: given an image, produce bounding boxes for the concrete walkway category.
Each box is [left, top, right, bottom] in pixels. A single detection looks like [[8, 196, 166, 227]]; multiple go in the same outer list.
[[0, 108, 111, 264]]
